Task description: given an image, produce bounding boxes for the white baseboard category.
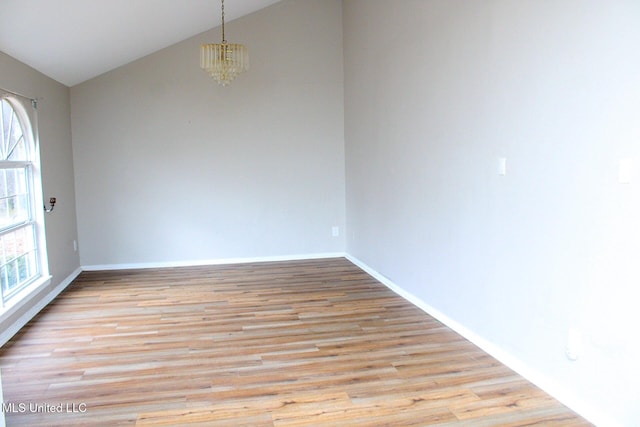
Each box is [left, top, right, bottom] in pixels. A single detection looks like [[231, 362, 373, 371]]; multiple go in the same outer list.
[[344, 254, 617, 427], [82, 252, 347, 271], [0, 267, 82, 347]]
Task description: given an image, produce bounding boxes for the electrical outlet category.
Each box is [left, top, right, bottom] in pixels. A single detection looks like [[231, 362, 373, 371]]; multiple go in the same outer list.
[[332, 226, 339, 237], [566, 328, 581, 361]]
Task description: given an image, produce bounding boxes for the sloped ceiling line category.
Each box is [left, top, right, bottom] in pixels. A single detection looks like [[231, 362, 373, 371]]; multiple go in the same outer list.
[[0, 0, 281, 86]]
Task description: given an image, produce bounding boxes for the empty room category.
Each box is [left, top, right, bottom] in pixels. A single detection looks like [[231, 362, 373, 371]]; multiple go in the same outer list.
[[0, 0, 638, 425]]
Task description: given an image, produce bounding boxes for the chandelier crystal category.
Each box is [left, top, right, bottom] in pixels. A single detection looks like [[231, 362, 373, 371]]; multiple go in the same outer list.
[[200, 0, 249, 86]]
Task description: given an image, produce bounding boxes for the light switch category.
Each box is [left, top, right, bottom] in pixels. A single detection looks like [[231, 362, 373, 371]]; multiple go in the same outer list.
[[498, 157, 507, 176], [619, 158, 632, 184]]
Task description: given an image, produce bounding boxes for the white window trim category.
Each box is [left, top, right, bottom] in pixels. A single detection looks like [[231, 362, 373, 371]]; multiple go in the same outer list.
[[0, 95, 49, 314], [0, 274, 52, 320]]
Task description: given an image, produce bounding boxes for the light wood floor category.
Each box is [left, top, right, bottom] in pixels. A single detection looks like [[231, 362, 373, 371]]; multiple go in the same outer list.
[[0, 258, 590, 426]]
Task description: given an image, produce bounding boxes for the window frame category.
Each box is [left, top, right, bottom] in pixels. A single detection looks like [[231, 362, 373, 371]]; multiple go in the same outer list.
[[0, 95, 49, 310]]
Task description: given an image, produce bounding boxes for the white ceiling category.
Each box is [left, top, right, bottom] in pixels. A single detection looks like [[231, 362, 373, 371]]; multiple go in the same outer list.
[[0, 0, 280, 87]]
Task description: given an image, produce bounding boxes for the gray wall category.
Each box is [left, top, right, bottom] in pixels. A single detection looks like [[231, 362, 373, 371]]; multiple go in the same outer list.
[[0, 51, 80, 335], [343, 1, 640, 426], [71, 0, 346, 267]]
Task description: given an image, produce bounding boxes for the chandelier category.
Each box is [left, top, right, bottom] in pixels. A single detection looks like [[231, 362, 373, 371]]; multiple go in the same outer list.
[[200, 0, 249, 86]]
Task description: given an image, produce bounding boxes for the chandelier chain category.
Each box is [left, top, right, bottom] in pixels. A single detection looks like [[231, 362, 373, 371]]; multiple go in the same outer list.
[[221, 0, 226, 43]]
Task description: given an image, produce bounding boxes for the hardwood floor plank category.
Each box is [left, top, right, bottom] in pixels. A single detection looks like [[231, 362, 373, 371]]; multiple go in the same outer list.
[[0, 258, 591, 426]]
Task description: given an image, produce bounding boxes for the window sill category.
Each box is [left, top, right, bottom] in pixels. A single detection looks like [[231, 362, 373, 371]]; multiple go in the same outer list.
[[0, 275, 52, 323]]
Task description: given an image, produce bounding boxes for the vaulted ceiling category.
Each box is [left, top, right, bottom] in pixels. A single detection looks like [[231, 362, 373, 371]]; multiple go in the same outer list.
[[0, 0, 280, 87]]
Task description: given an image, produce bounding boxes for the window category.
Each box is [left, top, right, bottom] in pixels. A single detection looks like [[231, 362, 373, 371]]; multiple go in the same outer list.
[[0, 96, 47, 307]]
